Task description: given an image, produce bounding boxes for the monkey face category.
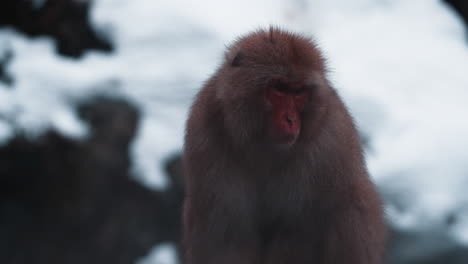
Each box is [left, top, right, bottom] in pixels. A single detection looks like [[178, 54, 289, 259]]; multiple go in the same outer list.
[[264, 78, 310, 146], [219, 29, 328, 150]]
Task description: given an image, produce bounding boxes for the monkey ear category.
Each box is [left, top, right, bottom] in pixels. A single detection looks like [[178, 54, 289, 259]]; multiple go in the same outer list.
[[230, 51, 243, 67]]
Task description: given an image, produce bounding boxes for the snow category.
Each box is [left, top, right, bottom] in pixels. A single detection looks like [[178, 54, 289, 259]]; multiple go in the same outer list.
[[136, 243, 178, 264], [0, 120, 13, 145], [1, 0, 468, 262]]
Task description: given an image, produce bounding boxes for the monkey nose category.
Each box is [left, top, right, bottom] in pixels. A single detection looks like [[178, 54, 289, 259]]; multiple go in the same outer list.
[[285, 115, 295, 127]]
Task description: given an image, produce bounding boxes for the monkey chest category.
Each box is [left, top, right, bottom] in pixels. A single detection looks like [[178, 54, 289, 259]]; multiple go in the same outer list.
[[255, 179, 329, 226]]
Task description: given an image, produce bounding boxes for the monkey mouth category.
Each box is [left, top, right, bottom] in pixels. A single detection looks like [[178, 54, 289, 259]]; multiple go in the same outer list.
[[272, 131, 298, 146], [281, 133, 297, 142]]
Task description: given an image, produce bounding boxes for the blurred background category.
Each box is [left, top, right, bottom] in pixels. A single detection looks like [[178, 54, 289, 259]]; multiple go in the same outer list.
[[0, 0, 467, 263]]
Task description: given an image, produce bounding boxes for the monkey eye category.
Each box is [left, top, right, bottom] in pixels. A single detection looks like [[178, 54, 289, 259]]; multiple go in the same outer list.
[[272, 81, 289, 93], [270, 80, 309, 96], [293, 87, 306, 95]]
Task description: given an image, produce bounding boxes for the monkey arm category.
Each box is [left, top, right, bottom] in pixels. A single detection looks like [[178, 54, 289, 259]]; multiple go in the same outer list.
[[182, 149, 262, 264], [182, 191, 261, 264], [321, 193, 386, 264]]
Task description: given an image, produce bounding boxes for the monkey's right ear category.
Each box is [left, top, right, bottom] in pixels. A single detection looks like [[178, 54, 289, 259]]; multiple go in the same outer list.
[[230, 51, 243, 67]]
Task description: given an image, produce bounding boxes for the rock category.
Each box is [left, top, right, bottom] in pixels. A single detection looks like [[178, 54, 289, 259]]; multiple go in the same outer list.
[[0, 49, 13, 86], [0, 96, 183, 264], [444, 0, 468, 38], [0, 0, 113, 58], [386, 224, 468, 264]]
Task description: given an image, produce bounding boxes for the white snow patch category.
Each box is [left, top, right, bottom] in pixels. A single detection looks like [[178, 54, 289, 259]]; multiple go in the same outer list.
[[50, 107, 89, 140], [0, 120, 13, 145], [136, 243, 178, 264]]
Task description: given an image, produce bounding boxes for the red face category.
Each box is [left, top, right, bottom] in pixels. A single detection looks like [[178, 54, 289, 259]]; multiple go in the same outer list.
[[265, 79, 309, 145]]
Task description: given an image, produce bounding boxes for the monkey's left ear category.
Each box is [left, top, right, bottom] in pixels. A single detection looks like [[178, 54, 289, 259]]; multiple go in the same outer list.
[[229, 51, 243, 67]]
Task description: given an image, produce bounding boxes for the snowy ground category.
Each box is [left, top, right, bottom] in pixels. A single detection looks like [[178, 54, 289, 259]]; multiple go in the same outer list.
[[1, 0, 467, 263]]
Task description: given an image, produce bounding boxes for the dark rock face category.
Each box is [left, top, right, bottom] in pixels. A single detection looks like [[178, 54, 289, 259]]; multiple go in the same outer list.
[[382, 183, 468, 264], [444, 0, 468, 33], [0, 0, 113, 58], [0, 97, 183, 264], [0, 49, 13, 86], [386, 225, 468, 264]]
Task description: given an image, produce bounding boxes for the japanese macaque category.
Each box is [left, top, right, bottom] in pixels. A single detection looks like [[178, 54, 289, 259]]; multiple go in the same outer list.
[[183, 28, 386, 264]]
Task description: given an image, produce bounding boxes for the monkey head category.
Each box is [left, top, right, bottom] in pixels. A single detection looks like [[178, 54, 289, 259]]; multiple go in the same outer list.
[[216, 28, 328, 149]]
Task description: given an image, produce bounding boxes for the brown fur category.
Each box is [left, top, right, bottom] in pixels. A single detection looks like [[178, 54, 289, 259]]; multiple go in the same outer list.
[[183, 27, 386, 264]]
